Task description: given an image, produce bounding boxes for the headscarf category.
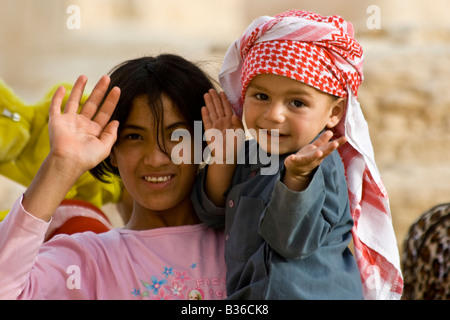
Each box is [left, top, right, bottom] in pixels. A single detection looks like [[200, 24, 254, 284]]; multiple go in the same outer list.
[[219, 10, 403, 300]]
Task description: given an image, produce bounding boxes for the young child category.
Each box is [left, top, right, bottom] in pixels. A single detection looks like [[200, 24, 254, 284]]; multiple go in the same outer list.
[[192, 10, 403, 299]]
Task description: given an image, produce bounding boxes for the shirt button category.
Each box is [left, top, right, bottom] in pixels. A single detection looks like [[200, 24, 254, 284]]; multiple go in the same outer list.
[[228, 199, 234, 208]]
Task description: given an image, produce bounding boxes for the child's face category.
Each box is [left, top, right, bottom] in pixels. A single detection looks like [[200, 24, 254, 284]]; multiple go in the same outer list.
[[188, 291, 199, 300], [110, 94, 199, 215], [243, 74, 344, 155]]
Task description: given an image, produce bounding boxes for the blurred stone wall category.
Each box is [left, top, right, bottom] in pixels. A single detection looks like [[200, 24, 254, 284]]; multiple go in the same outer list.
[[1, 0, 450, 251]]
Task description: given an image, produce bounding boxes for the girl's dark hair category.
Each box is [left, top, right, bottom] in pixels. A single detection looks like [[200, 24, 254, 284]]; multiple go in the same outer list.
[[90, 54, 215, 182]]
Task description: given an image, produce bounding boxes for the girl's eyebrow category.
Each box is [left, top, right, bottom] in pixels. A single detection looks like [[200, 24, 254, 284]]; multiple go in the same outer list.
[[122, 124, 146, 131], [122, 121, 190, 132], [165, 121, 190, 131]]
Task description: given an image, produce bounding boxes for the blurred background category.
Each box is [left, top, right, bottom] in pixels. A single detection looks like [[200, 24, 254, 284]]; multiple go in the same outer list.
[[1, 0, 450, 252]]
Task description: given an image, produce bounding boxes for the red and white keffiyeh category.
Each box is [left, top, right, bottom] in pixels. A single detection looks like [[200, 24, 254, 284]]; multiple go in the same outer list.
[[219, 10, 403, 299]]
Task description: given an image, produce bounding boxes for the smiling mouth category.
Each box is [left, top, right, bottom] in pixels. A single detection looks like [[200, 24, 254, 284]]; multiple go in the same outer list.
[[267, 131, 280, 137], [262, 130, 287, 139], [144, 175, 174, 183]]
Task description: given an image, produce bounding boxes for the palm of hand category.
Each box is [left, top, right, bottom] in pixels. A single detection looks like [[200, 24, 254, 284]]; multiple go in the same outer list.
[[48, 75, 120, 171], [202, 89, 245, 163], [285, 131, 347, 178], [49, 112, 110, 169]]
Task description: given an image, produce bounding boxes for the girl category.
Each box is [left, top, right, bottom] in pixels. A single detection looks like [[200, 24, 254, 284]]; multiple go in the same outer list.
[[0, 54, 227, 300]]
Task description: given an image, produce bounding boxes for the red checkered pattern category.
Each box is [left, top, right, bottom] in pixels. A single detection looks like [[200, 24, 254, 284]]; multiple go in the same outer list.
[[241, 40, 348, 100], [219, 10, 403, 299]]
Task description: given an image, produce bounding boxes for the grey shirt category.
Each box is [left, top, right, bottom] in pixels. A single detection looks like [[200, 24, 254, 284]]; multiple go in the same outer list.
[[192, 139, 363, 299]]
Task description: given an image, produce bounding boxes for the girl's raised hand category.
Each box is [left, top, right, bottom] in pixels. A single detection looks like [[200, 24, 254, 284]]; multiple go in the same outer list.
[[48, 75, 120, 172], [23, 75, 120, 222]]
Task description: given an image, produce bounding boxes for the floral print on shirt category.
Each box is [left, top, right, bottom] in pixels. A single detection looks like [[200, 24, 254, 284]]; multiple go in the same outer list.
[[131, 263, 225, 300]]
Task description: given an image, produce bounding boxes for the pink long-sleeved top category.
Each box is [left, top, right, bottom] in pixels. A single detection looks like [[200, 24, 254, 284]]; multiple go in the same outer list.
[[0, 196, 227, 300]]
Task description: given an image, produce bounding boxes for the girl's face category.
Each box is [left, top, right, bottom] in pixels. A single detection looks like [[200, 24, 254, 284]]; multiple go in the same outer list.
[[110, 94, 199, 228], [243, 74, 344, 155]]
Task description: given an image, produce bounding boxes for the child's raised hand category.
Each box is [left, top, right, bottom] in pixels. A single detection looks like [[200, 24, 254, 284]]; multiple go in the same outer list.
[[283, 130, 347, 191], [202, 89, 244, 163], [48, 75, 120, 172]]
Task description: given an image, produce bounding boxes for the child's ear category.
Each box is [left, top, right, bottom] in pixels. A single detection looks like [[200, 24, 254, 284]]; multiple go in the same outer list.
[[326, 97, 346, 129], [109, 148, 118, 167]]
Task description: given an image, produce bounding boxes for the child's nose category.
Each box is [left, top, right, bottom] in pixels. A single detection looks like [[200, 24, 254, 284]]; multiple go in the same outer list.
[[143, 144, 172, 166], [264, 102, 285, 123]]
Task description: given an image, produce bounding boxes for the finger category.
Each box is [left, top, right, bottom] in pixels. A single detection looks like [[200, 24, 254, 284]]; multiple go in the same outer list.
[[204, 91, 218, 122], [49, 86, 66, 118], [317, 141, 339, 160], [317, 135, 347, 157], [64, 75, 88, 114], [92, 86, 120, 128], [201, 106, 213, 131], [290, 149, 323, 165], [99, 120, 119, 151], [209, 89, 225, 118], [219, 91, 233, 118], [334, 136, 348, 147], [311, 130, 334, 147], [80, 75, 111, 119], [313, 136, 347, 162]]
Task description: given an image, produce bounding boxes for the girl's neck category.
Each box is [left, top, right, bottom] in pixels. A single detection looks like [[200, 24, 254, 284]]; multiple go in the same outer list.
[[124, 197, 201, 231]]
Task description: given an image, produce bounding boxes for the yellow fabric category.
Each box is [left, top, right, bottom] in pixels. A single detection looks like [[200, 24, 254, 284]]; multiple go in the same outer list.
[[0, 79, 122, 214], [0, 210, 8, 222]]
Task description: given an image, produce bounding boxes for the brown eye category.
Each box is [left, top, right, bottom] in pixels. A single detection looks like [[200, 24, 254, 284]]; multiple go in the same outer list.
[[290, 100, 305, 108], [255, 93, 269, 101], [126, 133, 142, 140]]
